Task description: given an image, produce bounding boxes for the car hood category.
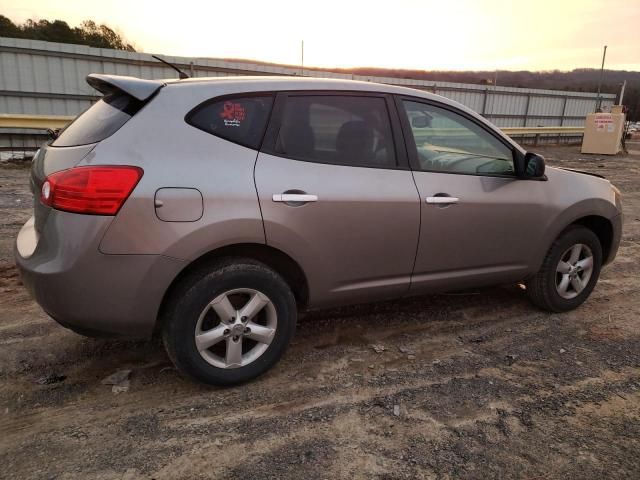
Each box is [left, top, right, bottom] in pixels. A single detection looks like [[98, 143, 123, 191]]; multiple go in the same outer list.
[[552, 166, 606, 180], [545, 165, 618, 206]]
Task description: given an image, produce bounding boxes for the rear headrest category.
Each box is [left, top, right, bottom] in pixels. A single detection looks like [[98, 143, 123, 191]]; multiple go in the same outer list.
[[277, 123, 315, 156], [336, 121, 375, 160]]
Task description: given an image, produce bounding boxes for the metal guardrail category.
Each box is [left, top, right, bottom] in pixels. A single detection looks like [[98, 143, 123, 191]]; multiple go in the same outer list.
[[501, 126, 585, 146], [501, 126, 584, 135], [0, 114, 585, 144], [0, 114, 74, 130]]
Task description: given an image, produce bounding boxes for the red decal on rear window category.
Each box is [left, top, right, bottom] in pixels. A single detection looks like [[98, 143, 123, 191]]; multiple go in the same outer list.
[[219, 101, 246, 127]]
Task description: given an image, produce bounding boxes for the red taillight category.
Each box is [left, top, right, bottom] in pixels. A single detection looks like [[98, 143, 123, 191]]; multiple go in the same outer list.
[[40, 166, 143, 215]]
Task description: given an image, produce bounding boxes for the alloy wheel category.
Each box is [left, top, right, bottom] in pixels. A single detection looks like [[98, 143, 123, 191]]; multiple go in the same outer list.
[[194, 288, 277, 368], [555, 243, 594, 300]]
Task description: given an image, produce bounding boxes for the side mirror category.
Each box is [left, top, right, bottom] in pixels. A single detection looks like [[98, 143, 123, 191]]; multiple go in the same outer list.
[[47, 128, 60, 140], [411, 114, 432, 129], [522, 152, 546, 179]]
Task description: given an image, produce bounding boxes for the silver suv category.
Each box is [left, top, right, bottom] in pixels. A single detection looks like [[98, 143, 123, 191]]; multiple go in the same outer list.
[[15, 75, 623, 385]]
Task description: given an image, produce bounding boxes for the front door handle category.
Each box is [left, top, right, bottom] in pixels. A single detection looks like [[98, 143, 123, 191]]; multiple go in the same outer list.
[[426, 196, 459, 204], [272, 194, 318, 203]]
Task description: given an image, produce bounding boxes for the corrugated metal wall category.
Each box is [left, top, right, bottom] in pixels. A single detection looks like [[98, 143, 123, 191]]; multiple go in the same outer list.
[[0, 36, 617, 156]]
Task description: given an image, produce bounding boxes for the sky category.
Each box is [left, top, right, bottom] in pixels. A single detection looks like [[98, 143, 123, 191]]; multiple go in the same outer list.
[[2, 0, 639, 72]]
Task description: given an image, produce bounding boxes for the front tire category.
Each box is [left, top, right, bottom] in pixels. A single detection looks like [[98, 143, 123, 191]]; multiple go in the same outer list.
[[526, 226, 602, 312], [162, 258, 297, 386]]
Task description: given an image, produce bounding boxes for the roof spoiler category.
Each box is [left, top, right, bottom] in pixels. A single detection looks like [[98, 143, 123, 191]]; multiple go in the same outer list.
[[86, 74, 165, 101]]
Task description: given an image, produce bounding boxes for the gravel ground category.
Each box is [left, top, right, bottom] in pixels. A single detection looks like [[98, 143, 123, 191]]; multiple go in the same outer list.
[[1, 142, 639, 479]]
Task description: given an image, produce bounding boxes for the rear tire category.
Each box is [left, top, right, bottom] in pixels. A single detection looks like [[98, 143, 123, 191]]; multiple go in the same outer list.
[[526, 225, 602, 312], [162, 258, 297, 386]]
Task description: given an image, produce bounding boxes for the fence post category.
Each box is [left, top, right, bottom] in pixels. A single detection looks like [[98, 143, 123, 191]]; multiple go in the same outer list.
[[482, 88, 489, 116], [558, 95, 568, 144], [523, 93, 531, 127], [560, 95, 568, 126]]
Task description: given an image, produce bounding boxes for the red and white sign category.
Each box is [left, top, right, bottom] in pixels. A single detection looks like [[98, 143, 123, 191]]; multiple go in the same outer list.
[[594, 114, 613, 132]]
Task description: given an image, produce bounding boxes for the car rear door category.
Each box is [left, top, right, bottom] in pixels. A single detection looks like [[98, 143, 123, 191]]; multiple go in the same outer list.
[[396, 96, 550, 293], [255, 91, 420, 308]]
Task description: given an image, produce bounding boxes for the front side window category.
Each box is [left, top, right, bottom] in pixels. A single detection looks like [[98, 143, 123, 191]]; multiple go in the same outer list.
[[402, 100, 514, 176], [274, 95, 396, 168], [187, 95, 273, 149]]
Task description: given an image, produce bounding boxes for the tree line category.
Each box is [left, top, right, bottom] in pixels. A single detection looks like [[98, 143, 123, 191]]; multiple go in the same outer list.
[[0, 15, 135, 51]]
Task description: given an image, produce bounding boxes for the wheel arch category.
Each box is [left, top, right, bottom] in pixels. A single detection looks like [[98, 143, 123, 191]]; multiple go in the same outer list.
[[533, 194, 621, 275], [571, 215, 614, 263], [535, 214, 615, 273], [155, 243, 309, 336]]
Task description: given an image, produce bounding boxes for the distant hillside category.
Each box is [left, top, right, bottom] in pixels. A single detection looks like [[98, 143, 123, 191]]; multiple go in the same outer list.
[[324, 67, 640, 121], [219, 60, 640, 121]]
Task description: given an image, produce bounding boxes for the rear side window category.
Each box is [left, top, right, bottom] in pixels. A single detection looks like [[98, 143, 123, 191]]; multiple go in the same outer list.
[[186, 95, 274, 149], [274, 95, 396, 168], [53, 92, 143, 147]]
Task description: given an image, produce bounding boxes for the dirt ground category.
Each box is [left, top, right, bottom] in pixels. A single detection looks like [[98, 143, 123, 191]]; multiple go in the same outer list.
[[1, 142, 639, 480]]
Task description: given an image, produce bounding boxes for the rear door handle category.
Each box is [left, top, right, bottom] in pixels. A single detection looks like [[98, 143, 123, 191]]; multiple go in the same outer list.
[[426, 196, 459, 204], [272, 194, 318, 203]]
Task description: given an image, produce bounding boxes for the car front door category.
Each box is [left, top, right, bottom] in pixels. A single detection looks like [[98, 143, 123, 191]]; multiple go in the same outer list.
[[255, 92, 420, 308], [397, 97, 550, 293]]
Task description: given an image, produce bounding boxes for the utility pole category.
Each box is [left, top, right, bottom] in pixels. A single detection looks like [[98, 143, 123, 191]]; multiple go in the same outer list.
[[619, 80, 627, 105], [596, 45, 607, 111], [300, 40, 304, 77]]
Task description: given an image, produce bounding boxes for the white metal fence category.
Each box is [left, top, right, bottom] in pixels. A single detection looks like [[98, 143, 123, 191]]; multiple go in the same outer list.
[[0, 36, 617, 158]]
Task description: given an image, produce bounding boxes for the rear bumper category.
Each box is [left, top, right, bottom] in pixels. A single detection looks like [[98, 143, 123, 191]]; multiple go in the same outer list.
[[14, 213, 185, 338]]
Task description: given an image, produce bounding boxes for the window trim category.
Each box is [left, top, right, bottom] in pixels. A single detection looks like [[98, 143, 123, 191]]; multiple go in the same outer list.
[[184, 91, 276, 151], [394, 94, 519, 179], [261, 90, 410, 171]]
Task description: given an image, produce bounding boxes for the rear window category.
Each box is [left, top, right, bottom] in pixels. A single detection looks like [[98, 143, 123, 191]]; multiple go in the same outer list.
[[52, 92, 143, 147], [186, 95, 274, 150], [273, 95, 397, 168]]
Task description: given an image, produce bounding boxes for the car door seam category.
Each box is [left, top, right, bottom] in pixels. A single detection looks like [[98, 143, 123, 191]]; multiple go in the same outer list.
[[407, 169, 423, 295], [253, 150, 267, 245]]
